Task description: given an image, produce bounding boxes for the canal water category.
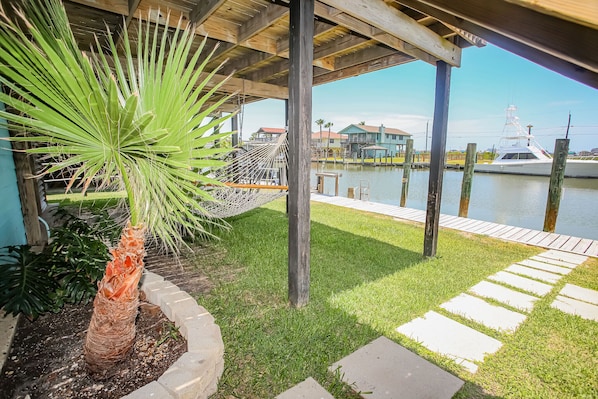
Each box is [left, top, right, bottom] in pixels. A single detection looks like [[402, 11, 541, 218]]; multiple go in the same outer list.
[[310, 163, 598, 240]]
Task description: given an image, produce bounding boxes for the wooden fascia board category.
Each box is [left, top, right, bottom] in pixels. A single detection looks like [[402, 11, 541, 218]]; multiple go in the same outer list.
[[398, 0, 598, 88], [414, 0, 598, 73], [317, 0, 461, 66], [69, 0, 129, 15], [507, 0, 598, 30], [189, 0, 226, 26]]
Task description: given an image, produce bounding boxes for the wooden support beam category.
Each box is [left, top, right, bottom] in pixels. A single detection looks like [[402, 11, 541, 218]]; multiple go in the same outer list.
[[398, 0, 598, 90], [412, 0, 597, 74], [316, 0, 461, 66], [69, 0, 129, 15], [424, 60, 451, 258], [287, 0, 313, 308]]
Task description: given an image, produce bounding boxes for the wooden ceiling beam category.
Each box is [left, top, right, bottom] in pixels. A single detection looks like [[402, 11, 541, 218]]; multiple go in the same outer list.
[[237, 3, 289, 43], [317, 0, 461, 66], [332, 45, 396, 70], [315, 2, 437, 66], [204, 73, 288, 99], [188, 0, 226, 26], [313, 35, 371, 60], [313, 52, 415, 85]]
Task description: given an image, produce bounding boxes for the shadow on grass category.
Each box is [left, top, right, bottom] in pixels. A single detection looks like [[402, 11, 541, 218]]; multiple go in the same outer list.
[[221, 207, 424, 299]]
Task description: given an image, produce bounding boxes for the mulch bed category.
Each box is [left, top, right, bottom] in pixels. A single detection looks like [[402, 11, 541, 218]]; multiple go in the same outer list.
[[0, 300, 186, 399], [0, 244, 216, 399]]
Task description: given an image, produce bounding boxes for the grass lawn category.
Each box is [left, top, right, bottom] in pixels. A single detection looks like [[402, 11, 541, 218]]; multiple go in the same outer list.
[[185, 198, 597, 398], [49, 194, 597, 398]]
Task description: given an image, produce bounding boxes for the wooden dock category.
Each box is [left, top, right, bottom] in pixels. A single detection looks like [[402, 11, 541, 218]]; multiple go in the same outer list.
[[311, 194, 598, 258]]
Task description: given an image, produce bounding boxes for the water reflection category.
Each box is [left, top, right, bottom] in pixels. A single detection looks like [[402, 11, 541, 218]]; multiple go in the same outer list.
[[311, 163, 598, 240]]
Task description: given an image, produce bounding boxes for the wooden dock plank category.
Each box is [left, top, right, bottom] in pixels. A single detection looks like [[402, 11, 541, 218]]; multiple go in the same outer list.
[[585, 241, 598, 257], [309, 194, 596, 258], [527, 232, 552, 246], [497, 226, 525, 239], [572, 238, 593, 254], [536, 233, 561, 247], [560, 237, 583, 252]]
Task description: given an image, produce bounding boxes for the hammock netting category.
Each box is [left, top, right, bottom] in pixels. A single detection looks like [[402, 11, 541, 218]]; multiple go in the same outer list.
[[202, 133, 289, 218]]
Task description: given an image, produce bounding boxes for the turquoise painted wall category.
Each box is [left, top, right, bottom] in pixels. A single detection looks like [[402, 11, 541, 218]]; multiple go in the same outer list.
[[0, 103, 27, 247]]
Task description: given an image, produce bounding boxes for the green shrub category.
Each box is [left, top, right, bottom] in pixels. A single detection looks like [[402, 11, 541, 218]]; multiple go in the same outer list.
[[0, 206, 122, 319]]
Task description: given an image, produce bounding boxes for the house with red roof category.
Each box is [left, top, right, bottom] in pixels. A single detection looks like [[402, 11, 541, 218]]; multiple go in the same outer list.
[[251, 127, 286, 142], [338, 124, 412, 158], [311, 131, 348, 157]]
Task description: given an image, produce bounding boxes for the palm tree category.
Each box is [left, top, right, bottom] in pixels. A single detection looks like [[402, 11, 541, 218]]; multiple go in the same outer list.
[[0, 0, 234, 375], [315, 118, 324, 158], [325, 121, 334, 158]]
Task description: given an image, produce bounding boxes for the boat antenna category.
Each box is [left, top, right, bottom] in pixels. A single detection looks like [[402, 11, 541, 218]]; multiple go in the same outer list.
[[565, 111, 571, 139]]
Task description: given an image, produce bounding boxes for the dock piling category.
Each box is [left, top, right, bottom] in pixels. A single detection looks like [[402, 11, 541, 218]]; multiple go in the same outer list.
[[459, 143, 477, 217], [400, 139, 414, 207], [543, 139, 569, 232]]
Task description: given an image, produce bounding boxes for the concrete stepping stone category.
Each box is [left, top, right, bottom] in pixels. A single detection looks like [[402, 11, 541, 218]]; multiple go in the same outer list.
[[440, 293, 527, 333], [275, 377, 334, 399], [396, 311, 502, 373], [560, 284, 598, 305], [330, 336, 464, 398], [505, 264, 562, 284], [530, 255, 577, 269], [469, 281, 539, 312], [487, 271, 553, 297], [538, 250, 588, 265], [517, 259, 572, 275], [551, 296, 598, 322]]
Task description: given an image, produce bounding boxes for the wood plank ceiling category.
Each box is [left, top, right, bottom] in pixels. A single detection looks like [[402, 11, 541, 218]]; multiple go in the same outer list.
[[17, 0, 598, 113]]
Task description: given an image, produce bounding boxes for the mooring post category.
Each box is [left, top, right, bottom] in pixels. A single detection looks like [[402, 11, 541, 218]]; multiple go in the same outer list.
[[400, 139, 414, 207], [544, 139, 569, 232], [459, 143, 477, 217]]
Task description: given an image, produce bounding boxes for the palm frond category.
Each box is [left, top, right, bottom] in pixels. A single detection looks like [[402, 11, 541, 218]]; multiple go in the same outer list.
[[0, 0, 236, 251]]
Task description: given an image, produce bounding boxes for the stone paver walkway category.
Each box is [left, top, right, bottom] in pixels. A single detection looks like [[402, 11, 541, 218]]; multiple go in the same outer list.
[[395, 249, 590, 375]]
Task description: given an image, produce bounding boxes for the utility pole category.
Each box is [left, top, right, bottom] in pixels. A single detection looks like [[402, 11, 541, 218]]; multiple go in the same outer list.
[[425, 121, 429, 154]]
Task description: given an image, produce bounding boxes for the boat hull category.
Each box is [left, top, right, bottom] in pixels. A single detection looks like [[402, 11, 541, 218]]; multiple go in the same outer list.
[[475, 160, 598, 178]]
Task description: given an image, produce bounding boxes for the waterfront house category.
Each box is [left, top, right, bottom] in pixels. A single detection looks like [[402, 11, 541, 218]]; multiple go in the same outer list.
[[311, 131, 348, 157], [251, 127, 286, 143], [339, 124, 412, 158]]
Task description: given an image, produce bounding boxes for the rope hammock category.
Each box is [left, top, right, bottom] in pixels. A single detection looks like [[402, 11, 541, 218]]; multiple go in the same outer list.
[[202, 132, 289, 218]]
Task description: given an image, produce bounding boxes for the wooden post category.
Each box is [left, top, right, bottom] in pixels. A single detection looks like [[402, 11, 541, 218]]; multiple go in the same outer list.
[[400, 139, 413, 207], [458, 143, 477, 217], [424, 61, 451, 258], [231, 113, 239, 147], [543, 139, 569, 232], [10, 137, 45, 246], [287, 0, 313, 308]]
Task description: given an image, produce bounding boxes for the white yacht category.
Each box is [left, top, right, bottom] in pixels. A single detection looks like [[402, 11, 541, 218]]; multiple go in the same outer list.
[[475, 106, 598, 178]]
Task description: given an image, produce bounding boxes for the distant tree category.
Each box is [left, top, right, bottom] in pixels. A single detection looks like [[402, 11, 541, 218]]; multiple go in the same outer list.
[[325, 121, 333, 157], [359, 121, 366, 125], [315, 119, 325, 158]]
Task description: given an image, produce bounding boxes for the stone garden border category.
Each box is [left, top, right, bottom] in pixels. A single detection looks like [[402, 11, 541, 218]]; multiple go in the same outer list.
[[122, 271, 224, 399]]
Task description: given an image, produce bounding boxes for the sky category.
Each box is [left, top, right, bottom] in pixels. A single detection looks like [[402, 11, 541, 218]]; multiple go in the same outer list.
[[235, 43, 598, 153]]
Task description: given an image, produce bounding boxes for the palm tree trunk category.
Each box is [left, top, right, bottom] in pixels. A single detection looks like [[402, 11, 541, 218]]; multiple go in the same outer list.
[[84, 221, 146, 377]]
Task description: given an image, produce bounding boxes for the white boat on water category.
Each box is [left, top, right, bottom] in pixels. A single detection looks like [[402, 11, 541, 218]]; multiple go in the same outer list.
[[475, 105, 598, 178]]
